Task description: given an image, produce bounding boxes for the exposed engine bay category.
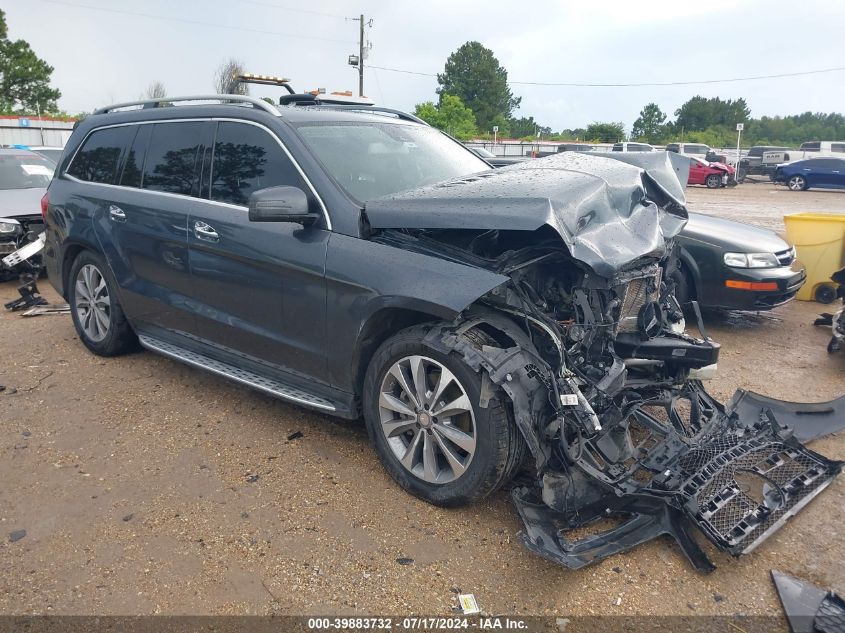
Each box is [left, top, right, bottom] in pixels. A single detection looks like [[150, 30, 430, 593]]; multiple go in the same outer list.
[[367, 152, 845, 571]]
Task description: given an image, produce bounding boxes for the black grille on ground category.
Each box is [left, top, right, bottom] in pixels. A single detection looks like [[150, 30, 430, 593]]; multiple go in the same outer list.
[[676, 435, 836, 554]]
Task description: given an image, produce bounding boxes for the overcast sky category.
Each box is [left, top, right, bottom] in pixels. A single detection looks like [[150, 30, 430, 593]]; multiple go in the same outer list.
[[6, 0, 845, 132]]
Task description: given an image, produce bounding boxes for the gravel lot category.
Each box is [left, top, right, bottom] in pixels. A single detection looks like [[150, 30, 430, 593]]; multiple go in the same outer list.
[[1, 183, 844, 618]]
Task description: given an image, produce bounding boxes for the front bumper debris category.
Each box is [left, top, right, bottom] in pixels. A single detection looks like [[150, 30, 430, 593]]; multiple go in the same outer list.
[[425, 316, 843, 572], [514, 411, 841, 572], [772, 570, 845, 633]]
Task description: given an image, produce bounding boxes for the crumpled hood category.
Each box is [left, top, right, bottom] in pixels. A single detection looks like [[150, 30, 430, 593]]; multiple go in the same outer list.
[[0, 187, 46, 219], [365, 152, 689, 277]]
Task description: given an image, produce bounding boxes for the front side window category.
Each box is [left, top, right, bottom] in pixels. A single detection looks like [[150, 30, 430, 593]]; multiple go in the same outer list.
[[67, 126, 135, 184], [0, 152, 54, 189], [296, 121, 490, 203], [142, 122, 205, 196], [831, 143, 845, 153], [685, 144, 709, 154], [210, 122, 306, 206]]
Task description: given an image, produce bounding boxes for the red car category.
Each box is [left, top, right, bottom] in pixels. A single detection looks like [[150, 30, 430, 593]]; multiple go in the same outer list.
[[687, 155, 737, 188]]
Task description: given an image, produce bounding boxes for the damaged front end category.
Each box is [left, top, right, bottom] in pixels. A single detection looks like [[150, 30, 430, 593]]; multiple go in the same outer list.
[[367, 152, 844, 571]]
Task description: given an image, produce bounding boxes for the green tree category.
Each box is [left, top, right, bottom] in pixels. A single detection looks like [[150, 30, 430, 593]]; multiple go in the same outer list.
[[674, 96, 750, 132], [631, 103, 668, 143], [585, 121, 626, 143], [437, 41, 520, 131], [413, 94, 477, 140], [0, 9, 61, 112], [509, 115, 551, 138]]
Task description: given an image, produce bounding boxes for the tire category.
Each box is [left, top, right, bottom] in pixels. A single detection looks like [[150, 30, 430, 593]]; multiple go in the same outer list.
[[787, 175, 807, 191], [670, 261, 695, 307], [68, 250, 138, 356], [705, 174, 722, 189], [362, 325, 526, 507], [815, 284, 837, 305]]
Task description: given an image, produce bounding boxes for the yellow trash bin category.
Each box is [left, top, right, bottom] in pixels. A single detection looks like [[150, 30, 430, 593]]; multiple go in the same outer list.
[[783, 212, 845, 302]]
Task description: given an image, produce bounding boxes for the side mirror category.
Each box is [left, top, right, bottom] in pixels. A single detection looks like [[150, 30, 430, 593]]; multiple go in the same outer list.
[[248, 186, 318, 225]]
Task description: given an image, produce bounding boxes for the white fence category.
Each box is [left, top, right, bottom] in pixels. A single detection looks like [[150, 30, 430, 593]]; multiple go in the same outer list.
[[0, 116, 76, 148]]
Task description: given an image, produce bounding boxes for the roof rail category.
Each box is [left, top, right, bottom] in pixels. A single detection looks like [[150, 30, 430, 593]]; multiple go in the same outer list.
[[296, 104, 427, 125], [92, 94, 279, 116]]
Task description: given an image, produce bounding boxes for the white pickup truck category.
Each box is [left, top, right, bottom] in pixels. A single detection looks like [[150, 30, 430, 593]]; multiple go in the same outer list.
[[762, 141, 845, 175]]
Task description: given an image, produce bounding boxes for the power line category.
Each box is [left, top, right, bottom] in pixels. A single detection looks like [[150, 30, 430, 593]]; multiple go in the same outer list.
[[235, 0, 347, 20], [31, 0, 356, 45], [367, 64, 845, 87]]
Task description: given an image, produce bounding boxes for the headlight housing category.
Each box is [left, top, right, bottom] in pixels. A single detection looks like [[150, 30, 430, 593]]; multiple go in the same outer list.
[[723, 252, 780, 268], [0, 218, 22, 234]]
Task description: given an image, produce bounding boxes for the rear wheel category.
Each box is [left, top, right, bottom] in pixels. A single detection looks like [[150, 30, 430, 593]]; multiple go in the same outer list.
[[705, 174, 722, 189], [363, 325, 526, 506], [787, 175, 807, 191], [68, 251, 137, 356]]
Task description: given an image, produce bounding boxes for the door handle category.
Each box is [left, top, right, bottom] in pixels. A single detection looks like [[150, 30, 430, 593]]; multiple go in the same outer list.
[[108, 204, 126, 222], [193, 220, 219, 242]]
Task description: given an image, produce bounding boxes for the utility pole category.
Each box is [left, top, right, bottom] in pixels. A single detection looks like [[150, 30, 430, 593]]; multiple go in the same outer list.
[[358, 14, 364, 97], [348, 14, 371, 97]]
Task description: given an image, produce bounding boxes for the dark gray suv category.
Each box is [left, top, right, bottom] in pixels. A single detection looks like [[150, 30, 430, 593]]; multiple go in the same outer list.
[[43, 95, 844, 572]]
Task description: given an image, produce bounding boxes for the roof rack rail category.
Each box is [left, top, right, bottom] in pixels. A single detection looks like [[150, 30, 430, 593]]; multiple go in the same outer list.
[[92, 94, 279, 116], [297, 103, 427, 125]]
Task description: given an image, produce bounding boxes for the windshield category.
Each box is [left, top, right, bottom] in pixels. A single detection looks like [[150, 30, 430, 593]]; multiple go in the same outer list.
[[473, 147, 496, 158], [0, 153, 55, 190], [34, 148, 63, 163], [295, 121, 490, 203]]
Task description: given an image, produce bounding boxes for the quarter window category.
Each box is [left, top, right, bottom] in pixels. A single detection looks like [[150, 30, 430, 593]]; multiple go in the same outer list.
[[142, 122, 205, 196], [210, 122, 306, 206], [67, 126, 135, 185]]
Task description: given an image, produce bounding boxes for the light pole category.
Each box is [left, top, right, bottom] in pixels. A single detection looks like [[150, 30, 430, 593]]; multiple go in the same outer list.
[[736, 122, 744, 171]]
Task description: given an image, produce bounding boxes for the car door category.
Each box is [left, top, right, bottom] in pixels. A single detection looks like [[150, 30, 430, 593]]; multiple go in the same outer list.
[[832, 159, 845, 187], [687, 159, 705, 185], [186, 120, 329, 380], [77, 122, 201, 334]]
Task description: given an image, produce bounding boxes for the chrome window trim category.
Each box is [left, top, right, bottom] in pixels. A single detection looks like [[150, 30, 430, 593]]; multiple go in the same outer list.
[[62, 117, 333, 229]]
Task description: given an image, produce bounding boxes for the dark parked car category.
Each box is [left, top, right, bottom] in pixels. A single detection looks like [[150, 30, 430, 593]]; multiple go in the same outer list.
[[671, 213, 806, 310], [0, 148, 53, 277], [773, 157, 845, 191], [41, 95, 843, 571], [469, 146, 527, 167]]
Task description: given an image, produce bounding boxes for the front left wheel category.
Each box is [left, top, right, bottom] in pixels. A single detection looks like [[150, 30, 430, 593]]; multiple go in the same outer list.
[[788, 175, 807, 191], [68, 250, 138, 356], [362, 325, 526, 507], [705, 174, 722, 189]]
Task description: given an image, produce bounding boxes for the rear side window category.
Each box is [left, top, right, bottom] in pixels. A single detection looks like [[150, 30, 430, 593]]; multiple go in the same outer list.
[[119, 125, 151, 188], [67, 126, 135, 184], [210, 122, 306, 206], [142, 122, 205, 196]]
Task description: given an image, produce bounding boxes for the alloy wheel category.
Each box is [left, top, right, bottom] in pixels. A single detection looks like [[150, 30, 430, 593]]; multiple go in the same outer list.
[[377, 355, 477, 484], [788, 176, 806, 191], [75, 263, 111, 342]]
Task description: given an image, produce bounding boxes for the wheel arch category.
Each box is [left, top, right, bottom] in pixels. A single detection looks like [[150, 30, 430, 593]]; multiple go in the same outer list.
[[60, 238, 101, 301]]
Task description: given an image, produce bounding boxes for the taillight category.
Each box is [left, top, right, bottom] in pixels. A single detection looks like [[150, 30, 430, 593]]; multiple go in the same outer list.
[[40, 192, 49, 219]]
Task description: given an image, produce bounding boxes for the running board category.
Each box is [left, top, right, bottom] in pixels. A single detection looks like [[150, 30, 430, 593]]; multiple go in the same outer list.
[[138, 334, 336, 412]]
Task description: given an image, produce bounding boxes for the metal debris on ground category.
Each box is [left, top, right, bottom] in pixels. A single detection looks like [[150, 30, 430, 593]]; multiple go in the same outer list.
[[772, 570, 845, 633], [3, 274, 47, 311], [20, 303, 70, 316]]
